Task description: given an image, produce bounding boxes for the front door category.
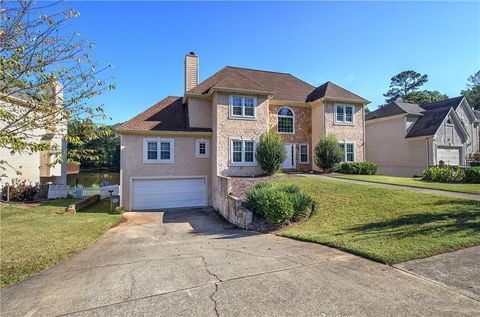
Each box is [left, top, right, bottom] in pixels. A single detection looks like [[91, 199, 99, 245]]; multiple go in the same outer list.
[[282, 144, 296, 169]]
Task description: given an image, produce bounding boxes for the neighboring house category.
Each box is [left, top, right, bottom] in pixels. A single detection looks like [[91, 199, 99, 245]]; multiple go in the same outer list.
[[118, 52, 369, 211], [0, 85, 67, 186], [365, 97, 480, 177]]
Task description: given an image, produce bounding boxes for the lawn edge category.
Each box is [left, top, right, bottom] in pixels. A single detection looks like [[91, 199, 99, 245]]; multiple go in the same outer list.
[[332, 175, 479, 195], [1, 214, 125, 289]]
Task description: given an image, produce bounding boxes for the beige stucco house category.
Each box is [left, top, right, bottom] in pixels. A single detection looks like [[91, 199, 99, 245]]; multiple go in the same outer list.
[[118, 53, 369, 211], [365, 97, 480, 177], [0, 86, 67, 187]]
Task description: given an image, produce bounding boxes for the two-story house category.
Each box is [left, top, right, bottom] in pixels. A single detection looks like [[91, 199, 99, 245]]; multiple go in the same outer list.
[[0, 84, 67, 187], [118, 53, 369, 211], [365, 97, 480, 177]]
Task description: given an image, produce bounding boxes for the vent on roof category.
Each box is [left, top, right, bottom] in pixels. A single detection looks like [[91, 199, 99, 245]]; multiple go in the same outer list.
[[185, 52, 199, 92]]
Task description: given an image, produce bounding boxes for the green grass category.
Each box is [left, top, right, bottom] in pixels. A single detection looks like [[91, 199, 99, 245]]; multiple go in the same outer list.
[[273, 177, 480, 264], [334, 174, 480, 195], [0, 198, 121, 288]]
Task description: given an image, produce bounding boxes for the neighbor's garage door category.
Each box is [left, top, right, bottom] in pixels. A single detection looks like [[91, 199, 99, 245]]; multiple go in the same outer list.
[[437, 147, 460, 166], [132, 177, 206, 210]]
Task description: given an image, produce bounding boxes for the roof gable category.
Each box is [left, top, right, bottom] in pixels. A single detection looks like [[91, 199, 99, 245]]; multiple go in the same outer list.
[[405, 107, 451, 138], [307, 81, 369, 104]]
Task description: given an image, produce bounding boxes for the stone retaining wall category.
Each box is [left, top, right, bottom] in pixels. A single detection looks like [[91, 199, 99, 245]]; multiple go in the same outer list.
[[66, 195, 100, 213]]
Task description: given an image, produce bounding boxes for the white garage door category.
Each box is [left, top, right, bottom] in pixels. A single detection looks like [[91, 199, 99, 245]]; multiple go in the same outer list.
[[132, 177, 206, 210], [437, 147, 460, 166]]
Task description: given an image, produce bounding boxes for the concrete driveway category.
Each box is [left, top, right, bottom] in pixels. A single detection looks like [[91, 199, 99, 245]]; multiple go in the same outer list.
[[1, 208, 479, 316]]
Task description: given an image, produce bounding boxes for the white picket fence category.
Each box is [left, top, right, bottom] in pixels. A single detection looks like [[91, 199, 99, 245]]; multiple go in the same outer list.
[[68, 185, 119, 199], [47, 184, 119, 199]]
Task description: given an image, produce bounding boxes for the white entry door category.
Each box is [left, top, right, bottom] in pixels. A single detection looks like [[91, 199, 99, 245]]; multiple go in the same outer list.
[[437, 147, 460, 166], [132, 177, 206, 210], [282, 144, 296, 169]]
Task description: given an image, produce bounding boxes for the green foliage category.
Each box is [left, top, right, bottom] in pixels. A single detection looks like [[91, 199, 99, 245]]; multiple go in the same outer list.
[[403, 90, 448, 104], [246, 183, 313, 226], [461, 70, 480, 110], [112, 206, 125, 214], [277, 184, 300, 194], [465, 167, 480, 184], [383, 70, 429, 103], [314, 135, 343, 172], [67, 120, 120, 171], [262, 190, 295, 227], [288, 192, 314, 220], [255, 132, 287, 175], [1, 180, 39, 201], [422, 166, 465, 183], [0, 1, 114, 174], [337, 162, 379, 175]]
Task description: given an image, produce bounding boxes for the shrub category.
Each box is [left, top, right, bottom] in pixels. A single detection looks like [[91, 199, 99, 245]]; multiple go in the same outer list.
[[465, 167, 480, 183], [288, 191, 314, 220], [422, 166, 465, 183], [255, 132, 287, 175], [337, 162, 379, 175], [112, 206, 125, 214], [1, 180, 39, 201], [246, 185, 272, 216], [314, 134, 343, 172], [262, 190, 295, 226], [254, 182, 272, 190], [277, 184, 300, 194]]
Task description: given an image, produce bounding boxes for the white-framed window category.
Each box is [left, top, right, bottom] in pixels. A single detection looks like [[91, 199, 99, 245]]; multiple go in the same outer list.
[[143, 138, 174, 163], [299, 144, 309, 164], [335, 104, 354, 124], [339, 142, 355, 162], [230, 139, 256, 166], [277, 107, 294, 134], [229, 96, 257, 119], [195, 139, 209, 158]]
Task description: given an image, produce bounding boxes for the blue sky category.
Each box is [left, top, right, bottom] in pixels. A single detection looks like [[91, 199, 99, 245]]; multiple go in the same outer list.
[[64, 1, 479, 124]]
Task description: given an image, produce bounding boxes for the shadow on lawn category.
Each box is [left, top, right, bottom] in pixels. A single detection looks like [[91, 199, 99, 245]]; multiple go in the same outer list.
[[348, 199, 480, 238]]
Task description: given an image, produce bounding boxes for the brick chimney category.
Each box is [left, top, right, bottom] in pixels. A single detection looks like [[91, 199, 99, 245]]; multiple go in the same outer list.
[[184, 52, 198, 92]]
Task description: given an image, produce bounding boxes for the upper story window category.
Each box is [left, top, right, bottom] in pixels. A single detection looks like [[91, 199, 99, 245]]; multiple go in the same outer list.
[[277, 107, 294, 133], [335, 104, 354, 124], [299, 144, 309, 164], [230, 139, 256, 166], [229, 96, 257, 119], [144, 138, 174, 163], [339, 142, 355, 162], [196, 139, 209, 158]]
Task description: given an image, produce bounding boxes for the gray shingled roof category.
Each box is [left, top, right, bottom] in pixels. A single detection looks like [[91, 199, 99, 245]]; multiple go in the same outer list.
[[365, 101, 423, 121], [405, 107, 451, 138]]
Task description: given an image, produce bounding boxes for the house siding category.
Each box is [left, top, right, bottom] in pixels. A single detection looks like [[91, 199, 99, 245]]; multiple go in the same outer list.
[[366, 116, 429, 177], [213, 92, 268, 177], [188, 97, 212, 128], [269, 104, 312, 170], [324, 101, 365, 164], [120, 134, 212, 210]]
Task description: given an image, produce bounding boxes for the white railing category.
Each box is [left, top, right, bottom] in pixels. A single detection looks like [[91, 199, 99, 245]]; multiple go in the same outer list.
[[47, 185, 69, 199], [68, 185, 119, 199]]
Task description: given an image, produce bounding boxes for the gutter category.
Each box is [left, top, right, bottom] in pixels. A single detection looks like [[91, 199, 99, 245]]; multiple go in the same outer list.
[[117, 129, 213, 137]]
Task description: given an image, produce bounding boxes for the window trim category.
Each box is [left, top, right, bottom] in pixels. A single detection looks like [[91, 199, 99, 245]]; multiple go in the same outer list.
[[277, 106, 295, 134], [229, 138, 257, 166], [195, 139, 209, 158], [229, 96, 257, 119], [143, 137, 174, 163], [334, 104, 355, 125], [299, 143, 309, 164], [339, 141, 356, 162]]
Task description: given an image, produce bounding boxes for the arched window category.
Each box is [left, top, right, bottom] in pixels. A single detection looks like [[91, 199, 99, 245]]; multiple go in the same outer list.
[[277, 107, 294, 133]]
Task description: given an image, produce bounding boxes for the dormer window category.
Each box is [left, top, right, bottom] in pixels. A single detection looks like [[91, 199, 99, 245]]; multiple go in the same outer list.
[[277, 107, 294, 133], [229, 96, 257, 119]]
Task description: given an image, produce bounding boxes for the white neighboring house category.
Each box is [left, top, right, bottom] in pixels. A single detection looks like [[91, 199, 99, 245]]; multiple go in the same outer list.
[[0, 87, 67, 187]]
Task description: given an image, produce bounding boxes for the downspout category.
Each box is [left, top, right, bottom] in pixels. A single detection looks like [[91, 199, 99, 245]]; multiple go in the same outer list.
[[426, 137, 430, 167], [363, 105, 366, 161]]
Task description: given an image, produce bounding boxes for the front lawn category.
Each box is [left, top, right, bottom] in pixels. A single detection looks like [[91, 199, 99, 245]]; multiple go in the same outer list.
[[1, 199, 121, 288], [274, 177, 480, 264], [334, 174, 480, 195]]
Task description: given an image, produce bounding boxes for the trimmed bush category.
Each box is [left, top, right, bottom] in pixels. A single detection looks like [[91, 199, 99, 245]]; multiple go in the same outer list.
[[422, 166, 465, 183], [337, 161, 379, 175], [314, 134, 344, 172], [246, 185, 272, 216], [256, 132, 287, 175], [262, 190, 295, 226], [288, 191, 314, 220], [1, 180, 39, 201], [465, 167, 480, 183], [277, 184, 300, 194]]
